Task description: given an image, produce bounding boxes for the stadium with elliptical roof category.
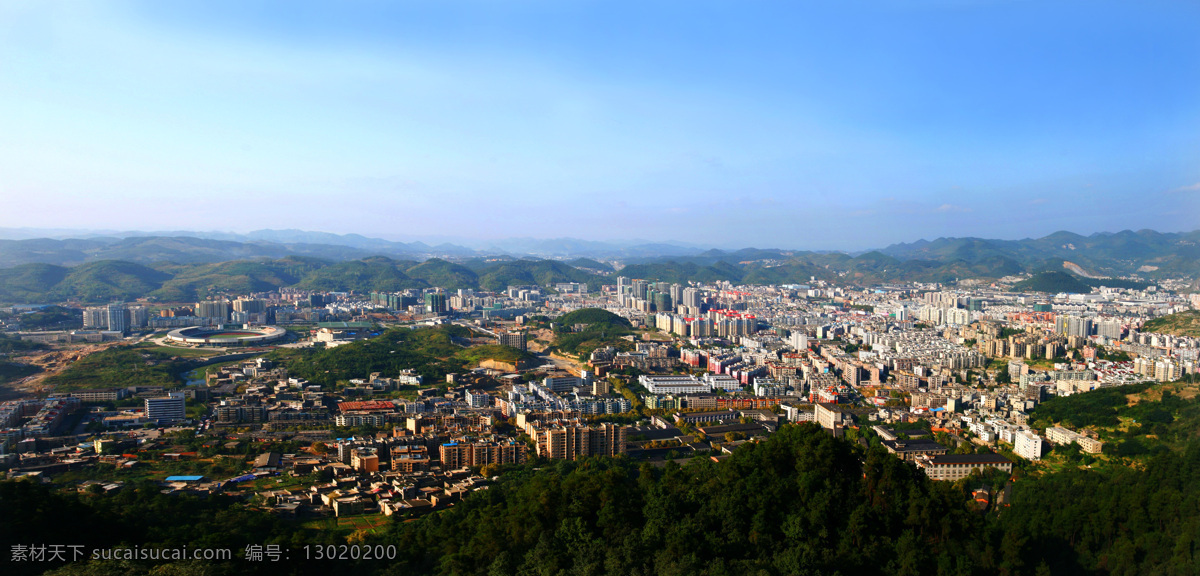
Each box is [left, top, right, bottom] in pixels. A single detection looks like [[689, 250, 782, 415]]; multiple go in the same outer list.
[[166, 325, 287, 347]]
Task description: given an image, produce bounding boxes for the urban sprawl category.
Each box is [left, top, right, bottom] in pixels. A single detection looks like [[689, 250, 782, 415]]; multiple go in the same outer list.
[[3, 272, 1198, 519]]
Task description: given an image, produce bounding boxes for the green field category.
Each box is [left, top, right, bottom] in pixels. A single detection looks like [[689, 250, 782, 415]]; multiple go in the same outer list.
[[46, 346, 189, 392], [135, 344, 223, 358]]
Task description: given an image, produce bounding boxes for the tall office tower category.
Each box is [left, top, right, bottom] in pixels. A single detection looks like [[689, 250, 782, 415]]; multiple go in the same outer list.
[[652, 292, 672, 313], [105, 303, 129, 334], [616, 276, 629, 295], [196, 300, 231, 322], [425, 292, 447, 315]]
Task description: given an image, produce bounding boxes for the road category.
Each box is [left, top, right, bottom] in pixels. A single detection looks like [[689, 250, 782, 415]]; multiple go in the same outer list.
[[545, 352, 585, 376], [454, 320, 497, 338]]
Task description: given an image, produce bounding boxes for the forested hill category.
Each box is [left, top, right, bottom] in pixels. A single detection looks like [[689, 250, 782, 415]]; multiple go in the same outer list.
[[0, 257, 610, 304], [2, 229, 1197, 303], [2, 229, 1198, 304]]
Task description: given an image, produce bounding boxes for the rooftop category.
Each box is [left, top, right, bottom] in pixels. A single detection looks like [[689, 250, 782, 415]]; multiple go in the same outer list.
[[927, 454, 1012, 465]]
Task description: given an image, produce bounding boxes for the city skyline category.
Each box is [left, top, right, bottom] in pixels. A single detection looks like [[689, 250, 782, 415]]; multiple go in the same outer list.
[[1, 2, 1199, 250]]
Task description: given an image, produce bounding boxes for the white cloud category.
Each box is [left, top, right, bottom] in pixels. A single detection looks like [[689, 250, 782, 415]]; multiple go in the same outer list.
[[935, 203, 972, 213], [1167, 182, 1200, 194]]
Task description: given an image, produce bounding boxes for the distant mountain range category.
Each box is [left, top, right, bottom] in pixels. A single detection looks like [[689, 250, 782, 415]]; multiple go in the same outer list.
[[0, 228, 1195, 304], [0, 228, 709, 261]]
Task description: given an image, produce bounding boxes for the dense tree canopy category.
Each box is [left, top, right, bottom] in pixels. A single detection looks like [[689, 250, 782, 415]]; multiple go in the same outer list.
[[5, 421, 1199, 576]]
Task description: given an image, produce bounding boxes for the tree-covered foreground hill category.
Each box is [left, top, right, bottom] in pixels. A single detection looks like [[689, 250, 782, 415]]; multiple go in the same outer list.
[[3, 421, 1197, 576]]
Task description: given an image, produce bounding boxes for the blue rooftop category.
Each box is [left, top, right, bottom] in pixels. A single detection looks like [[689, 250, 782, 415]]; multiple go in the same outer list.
[[165, 475, 205, 482]]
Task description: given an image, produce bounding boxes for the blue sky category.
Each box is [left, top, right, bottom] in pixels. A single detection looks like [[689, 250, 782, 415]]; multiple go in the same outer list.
[[1, 1, 1198, 250]]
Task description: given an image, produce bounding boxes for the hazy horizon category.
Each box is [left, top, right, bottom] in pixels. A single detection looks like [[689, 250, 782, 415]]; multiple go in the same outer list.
[[2, 2, 1199, 250], [1, 225, 1198, 256]]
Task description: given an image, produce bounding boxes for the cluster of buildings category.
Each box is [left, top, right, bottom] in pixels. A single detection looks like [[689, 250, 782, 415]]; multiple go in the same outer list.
[[4, 263, 1198, 507]]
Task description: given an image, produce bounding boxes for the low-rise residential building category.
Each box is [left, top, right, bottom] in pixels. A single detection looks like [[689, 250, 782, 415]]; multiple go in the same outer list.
[[917, 454, 1013, 481]]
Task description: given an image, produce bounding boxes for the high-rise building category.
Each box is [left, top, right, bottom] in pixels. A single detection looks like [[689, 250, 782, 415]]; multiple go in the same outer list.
[[127, 306, 149, 329], [632, 280, 649, 300], [105, 303, 129, 334], [83, 307, 107, 329], [195, 300, 231, 322], [616, 276, 629, 295], [233, 298, 266, 314], [1056, 316, 1093, 338], [425, 292, 447, 315], [1096, 320, 1123, 339]]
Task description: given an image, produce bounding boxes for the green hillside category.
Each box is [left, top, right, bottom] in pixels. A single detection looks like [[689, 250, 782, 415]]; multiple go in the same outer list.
[[153, 258, 326, 301], [4, 412, 1200, 575], [0, 263, 70, 303], [557, 308, 632, 328], [454, 344, 538, 366], [1012, 271, 1092, 294], [479, 260, 605, 292], [44, 346, 189, 392], [405, 259, 479, 291], [293, 258, 426, 293], [565, 258, 613, 272], [1142, 310, 1200, 337], [616, 260, 743, 284], [0, 255, 610, 304], [553, 308, 635, 357], [268, 325, 474, 388], [53, 261, 172, 302], [0, 242, 1176, 306]]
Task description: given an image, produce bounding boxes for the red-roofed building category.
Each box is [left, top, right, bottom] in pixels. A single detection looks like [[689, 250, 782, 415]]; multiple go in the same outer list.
[[337, 401, 396, 413]]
